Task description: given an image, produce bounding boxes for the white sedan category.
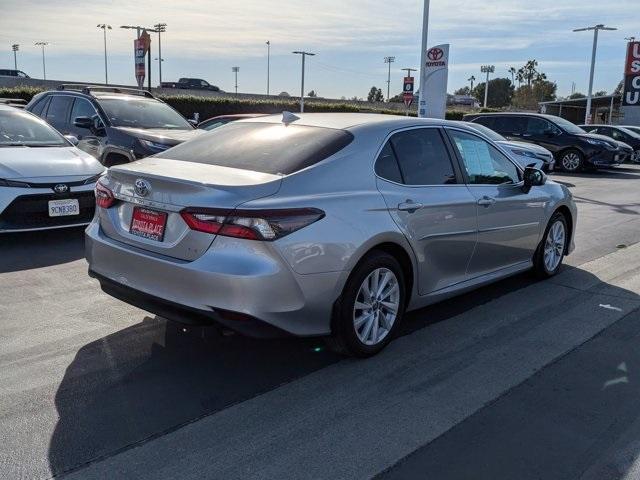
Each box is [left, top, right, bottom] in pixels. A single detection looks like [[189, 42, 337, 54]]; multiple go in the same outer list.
[[0, 104, 105, 232]]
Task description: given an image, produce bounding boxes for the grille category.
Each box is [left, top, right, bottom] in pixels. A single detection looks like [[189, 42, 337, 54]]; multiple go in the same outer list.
[[0, 191, 95, 230]]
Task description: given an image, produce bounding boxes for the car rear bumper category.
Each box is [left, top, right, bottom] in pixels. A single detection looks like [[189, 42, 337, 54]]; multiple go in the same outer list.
[[85, 219, 343, 337]]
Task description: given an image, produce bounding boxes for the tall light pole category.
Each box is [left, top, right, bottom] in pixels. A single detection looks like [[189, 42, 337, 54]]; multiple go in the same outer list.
[[11, 44, 19, 70], [154, 23, 166, 86], [573, 24, 617, 124], [232, 66, 239, 95], [266, 41, 271, 96], [97, 24, 111, 84], [468, 75, 475, 92], [35, 42, 48, 80], [384, 56, 396, 102], [418, 0, 430, 118], [293, 51, 315, 113], [480, 65, 495, 107]]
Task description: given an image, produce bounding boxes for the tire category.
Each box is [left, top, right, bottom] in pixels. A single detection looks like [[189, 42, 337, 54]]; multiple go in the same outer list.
[[326, 251, 406, 357], [559, 149, 583, 172], [533, 212, 568, 278]]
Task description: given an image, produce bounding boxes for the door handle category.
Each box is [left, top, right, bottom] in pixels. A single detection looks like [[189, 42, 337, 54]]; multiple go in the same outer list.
[[477, 196, 496, 207], [398, 201, 423, 212]]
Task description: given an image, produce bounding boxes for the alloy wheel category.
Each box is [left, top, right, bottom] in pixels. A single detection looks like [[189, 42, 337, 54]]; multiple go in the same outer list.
[[353, 268, 400, 346], [561, 152, 581, 171], [544, 220, 566, 272]]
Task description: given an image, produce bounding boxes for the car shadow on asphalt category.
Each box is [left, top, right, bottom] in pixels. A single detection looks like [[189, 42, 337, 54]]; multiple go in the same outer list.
[[0, 227, 86, 273], [45, 265, 551, 476], [556, 168, 640, 181]]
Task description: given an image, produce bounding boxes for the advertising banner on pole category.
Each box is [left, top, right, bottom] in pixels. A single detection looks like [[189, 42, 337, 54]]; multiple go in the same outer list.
[[403, 76, 414, 107], [418, 44, 450, 119], [623, 41, 640, 107], [134, 30, 151, 89]]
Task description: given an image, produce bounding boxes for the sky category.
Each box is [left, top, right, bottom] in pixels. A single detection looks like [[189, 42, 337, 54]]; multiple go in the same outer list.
[[1, 0, 637, 99]]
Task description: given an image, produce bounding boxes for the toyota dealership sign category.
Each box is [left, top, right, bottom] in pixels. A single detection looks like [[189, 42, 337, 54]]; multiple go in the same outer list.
[[623, 41, 640, 107], [418, 44, 450, 119]]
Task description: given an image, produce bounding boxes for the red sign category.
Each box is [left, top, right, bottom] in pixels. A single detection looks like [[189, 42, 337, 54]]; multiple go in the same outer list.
[[133, 30, 151, 88], [425, 47, 447, 68], [403, 76, 414, 107], [623, 41, 640, 107], [403, 93, 413, 107]]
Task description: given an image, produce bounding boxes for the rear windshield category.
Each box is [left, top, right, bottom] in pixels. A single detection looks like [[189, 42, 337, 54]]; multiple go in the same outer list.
[[155, 122, 354, 175]]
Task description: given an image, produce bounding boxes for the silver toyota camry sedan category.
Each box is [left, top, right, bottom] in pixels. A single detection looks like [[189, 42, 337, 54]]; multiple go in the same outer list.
[[86, 113, 577, 357], [0, 105, 105, 232]]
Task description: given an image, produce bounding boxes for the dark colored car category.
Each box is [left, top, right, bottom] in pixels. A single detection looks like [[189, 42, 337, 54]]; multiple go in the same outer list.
[[26, 85, 203, 166], [463, 112, 624, 172], [198, 113, 267, 131], [579, 125, 640, 163], [160, 78, 221, 91], [0, 69, 29, 78]]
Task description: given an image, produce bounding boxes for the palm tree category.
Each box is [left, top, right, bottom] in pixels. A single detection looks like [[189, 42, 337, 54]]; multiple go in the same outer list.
[[508, 67, 517, 86]]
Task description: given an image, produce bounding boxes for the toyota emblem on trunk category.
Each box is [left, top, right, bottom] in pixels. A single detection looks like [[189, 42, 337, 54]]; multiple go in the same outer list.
[[134, 179, 150, 197], [53, 184, 69, 194]]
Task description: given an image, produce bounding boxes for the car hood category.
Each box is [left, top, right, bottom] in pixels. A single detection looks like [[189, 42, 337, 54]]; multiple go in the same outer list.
[[0, 146, 105, 180], [576, 133, 618, 147], [497, 140, 552, 156], [113, 127, 205, 146], [615, 141, 634, 151]]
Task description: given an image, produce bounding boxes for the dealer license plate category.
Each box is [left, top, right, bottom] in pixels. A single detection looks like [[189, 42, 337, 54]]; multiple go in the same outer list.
[[129, 207, 167, 242]]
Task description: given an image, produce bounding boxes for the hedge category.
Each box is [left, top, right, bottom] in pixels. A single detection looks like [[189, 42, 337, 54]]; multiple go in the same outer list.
[[0, 86, 468, 121]]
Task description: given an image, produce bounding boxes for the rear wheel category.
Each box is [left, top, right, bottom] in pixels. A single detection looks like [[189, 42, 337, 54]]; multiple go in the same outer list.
[[559, 149, 583, 172], [533, 212, 567, 278], [326, 251, 405, 357]]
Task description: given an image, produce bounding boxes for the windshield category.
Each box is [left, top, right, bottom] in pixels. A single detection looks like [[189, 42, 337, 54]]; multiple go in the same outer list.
[[462, 122, 506, 141], [552, 116, 586, 135], [619, 127, 640, 139], [155, 122, 354, 175], [0, 110, 67, 147], [98, 97, 192, 130]]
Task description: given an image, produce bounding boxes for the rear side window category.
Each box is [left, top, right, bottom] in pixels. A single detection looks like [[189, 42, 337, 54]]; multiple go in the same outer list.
[[46, 96, 72, 124], [375, 142, 403, 183], [473, 116, 496, 129], [388, 128, 456, 185], [155, 122, 354, 175], [493, 116, 527, 134], [30, 96, 50, 116]]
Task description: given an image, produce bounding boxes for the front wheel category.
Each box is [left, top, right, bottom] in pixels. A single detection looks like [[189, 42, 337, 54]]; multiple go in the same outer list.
[[559, 149, 583, 172], [326, 251, 406, 357], [533, 212, 568, 278]]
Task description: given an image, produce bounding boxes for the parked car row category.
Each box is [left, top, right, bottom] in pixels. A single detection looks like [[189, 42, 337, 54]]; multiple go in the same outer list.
[[463, 112, 638, 171]]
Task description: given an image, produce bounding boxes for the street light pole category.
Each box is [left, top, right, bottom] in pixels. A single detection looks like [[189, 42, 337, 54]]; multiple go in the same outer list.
[[468, 75, 475, 92], [480, 65, 495, 108], [293, 51, 315, 113], [154, 23, 166, 86], [35, 42, 48, 80], [573, 24, 617, 124], [384, 56, 396, 101], [97, 24, 112, 84], [232, 67, 239, 95], [266, 41, 271, 96], [11, 44, 19, 70]]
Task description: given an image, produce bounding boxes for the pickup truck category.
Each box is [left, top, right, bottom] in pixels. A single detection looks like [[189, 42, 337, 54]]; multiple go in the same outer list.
[[160, 77, 221, 91]]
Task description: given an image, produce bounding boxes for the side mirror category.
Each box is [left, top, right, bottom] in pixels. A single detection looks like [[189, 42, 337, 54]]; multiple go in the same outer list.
[[64, 134, 79, 146], [523, 166, 547, 191], [73, 116, 93, 129]]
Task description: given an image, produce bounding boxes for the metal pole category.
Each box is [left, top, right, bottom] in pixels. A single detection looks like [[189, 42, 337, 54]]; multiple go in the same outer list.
[[266, 41, 270, 96], [13, 50, 17, 70], [103, 28, 108, 84], [585, 28, 599, 124], [418, 0, 430, 118], [609, 95, 614, 125], [158, 31, 162, 85], [301, 53, 306, 112], [484, 69, 490, 107], [387, 60, 391, 101], [147, 43, 152, 91], [235, 70, 238, 94]]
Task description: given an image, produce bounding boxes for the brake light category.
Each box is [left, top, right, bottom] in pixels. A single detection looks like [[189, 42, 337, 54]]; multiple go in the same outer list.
[[180, 208, 324, 241], [95, 181, 116, 209]]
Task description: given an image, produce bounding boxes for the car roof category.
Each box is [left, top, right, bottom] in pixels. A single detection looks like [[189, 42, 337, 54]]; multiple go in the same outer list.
[[468, 111, 565, 122], [239, 112, 462, 131]]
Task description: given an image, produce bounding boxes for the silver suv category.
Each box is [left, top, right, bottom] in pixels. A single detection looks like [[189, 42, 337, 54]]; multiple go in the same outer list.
[[86, 113, 577, 356]]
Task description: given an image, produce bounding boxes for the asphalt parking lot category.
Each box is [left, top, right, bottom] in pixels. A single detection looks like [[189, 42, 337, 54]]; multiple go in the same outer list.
[[2, 165, 640, 479]]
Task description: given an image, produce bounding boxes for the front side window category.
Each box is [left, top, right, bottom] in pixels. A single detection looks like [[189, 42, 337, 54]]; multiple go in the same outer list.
[[552, 117, 585, 135], [493, 116, 527, 134], [387, 128, 456, 185], [526, 117, 556, 135], [473, 116, 496, 129], [0, 110, 67, 147], [98, 97, 192, 130], [448, 130, 520, 185], [611, 129, 626, 141], [71, 98, 98, 121]]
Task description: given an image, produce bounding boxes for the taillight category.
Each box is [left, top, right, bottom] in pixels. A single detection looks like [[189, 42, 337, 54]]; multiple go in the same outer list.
[[95, 180, 116, 209], [180, 208, 324, 241]]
